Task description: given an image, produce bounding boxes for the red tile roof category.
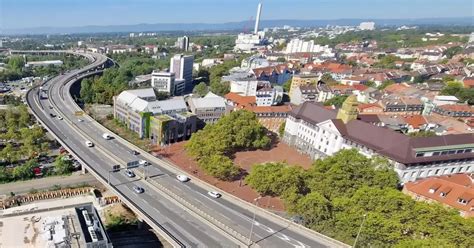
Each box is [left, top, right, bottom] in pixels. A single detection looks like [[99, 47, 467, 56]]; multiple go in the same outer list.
[[463, 77, 474, 88], [404, 174, 474, 217], [224, 92, 256, 109], [403, 115, 427, 129]]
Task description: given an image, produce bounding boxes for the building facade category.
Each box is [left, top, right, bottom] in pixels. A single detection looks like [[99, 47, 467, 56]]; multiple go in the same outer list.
[[170, 54, 194, 91], [283, 98, 474, 183], [187, 92, 228, 126]]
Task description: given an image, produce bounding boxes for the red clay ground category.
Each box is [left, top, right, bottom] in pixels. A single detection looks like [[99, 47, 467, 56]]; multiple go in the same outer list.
[[151, 141, 312, 212]]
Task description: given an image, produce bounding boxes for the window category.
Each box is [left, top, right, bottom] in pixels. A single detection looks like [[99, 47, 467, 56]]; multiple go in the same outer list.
[[458, 198, 468, 205], [448, 150, 456, 155], [441, 151, 448, 155], [459, 167, 463, 172], [440, 192, 447, 197], [416, 153, 424, 157], [465, 149, 472, 153], [456, 150, 465, 154], [451, 168, 456, 173], [435, 169, 440, 175], [433, 152, 441, 156]]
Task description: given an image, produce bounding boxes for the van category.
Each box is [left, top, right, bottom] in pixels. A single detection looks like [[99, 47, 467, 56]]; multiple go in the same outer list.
[[102, 133, 111, 140]]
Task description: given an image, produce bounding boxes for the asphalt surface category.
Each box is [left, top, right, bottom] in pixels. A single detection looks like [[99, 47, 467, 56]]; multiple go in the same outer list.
[[26, 51, 339, 248]]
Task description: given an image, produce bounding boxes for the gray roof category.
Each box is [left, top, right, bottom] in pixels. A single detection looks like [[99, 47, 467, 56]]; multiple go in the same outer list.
[[189, 92, 226, 109]]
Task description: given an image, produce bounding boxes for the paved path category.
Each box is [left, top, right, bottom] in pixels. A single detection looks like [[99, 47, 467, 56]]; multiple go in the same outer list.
[[0, 173, 99, 195]]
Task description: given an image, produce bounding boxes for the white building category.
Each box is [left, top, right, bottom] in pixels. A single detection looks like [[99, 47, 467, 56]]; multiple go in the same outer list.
[[283, 100, 474, 183], [285, 39, 332, 54], [359, 22, 375, 30], [230, 79, 259, 96], [170, 54, 194, 91], [256, 85, 283, 106], [175, 36, 189, 51], [151, 71, 186, 96]]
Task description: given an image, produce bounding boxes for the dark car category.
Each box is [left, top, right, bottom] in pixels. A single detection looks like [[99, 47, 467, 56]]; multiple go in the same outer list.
[[50, 113, 56, 118]]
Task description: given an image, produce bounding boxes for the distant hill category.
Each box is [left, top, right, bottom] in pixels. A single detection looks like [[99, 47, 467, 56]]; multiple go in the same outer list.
[[1, 17, 473, 35]]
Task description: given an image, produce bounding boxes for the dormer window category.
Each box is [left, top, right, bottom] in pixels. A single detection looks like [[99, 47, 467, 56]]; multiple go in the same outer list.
[[429, 188, 435, 194], [458, 198, 468, 205], [440, 192, 447, 197]]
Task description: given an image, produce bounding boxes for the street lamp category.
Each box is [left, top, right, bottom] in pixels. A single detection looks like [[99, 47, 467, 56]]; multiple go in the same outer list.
[[353, 213, 367, 248], [248, 196, 262, 247]]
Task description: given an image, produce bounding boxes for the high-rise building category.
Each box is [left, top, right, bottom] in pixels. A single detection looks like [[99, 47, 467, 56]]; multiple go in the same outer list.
[[170, 54, 194, 91], [175, 36, 189, 51]]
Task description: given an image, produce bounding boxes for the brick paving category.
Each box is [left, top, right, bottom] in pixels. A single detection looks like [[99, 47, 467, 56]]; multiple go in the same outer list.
[[151, 141, 313, 211]]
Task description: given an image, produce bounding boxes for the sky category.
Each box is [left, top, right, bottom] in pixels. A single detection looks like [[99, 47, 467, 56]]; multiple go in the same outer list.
[[1, 0, 473, 29]]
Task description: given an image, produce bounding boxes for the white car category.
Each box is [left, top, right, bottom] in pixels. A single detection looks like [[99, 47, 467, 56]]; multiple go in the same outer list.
[[85, 141, 94, 147], [57, 116, 63, 120], [78, 119, 83, 122], [102, 133, 112, 140], [139, 160, 148, 166], [207, 191, 222, 198], [176, 175, 189, 182]]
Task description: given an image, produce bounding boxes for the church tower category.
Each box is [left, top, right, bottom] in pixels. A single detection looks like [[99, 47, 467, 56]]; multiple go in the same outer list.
[[336, 95, 358, 124]]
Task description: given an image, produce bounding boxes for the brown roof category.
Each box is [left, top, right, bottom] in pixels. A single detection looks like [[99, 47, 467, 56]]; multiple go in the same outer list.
[[403, 115, 427, 129], [404, 173, 474, 215]]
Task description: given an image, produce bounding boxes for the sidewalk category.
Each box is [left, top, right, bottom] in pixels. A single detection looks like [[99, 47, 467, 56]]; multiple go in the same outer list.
[[0, 172, 99, 195]]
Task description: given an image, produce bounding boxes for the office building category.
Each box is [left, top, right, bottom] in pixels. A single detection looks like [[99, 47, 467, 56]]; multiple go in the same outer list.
[[187, 92, 228, 126], [285, 39, 332, 54], [283, 97, 474, 183], [170, 54, 194, 91], [175, 36, 190, 51], [113, 88, 196, 140], [151, 71, 185, 96]]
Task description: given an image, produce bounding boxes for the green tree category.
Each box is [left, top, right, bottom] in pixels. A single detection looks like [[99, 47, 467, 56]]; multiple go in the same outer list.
[[324, 95, 348, 108], [443, 46, 463, 59], [282, 79, 292, 92], [278, 121, 286, 137], [12, 159, 37, 180], [193, 82, 209, 97], [210, 80, 230, 96], [53, 155, 75, 175], [199, 154, 239, 181], [408, 130, 437, 137], [378, 80, 395, 90], [287, 192, 333, 230]]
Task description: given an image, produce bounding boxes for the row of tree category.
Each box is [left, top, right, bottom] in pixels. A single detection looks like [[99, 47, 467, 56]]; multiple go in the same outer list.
[[245, 150, 474, 247], [185, 110, 271, 180], [440, 81, 474, 105], [0, 155, 75, 184]]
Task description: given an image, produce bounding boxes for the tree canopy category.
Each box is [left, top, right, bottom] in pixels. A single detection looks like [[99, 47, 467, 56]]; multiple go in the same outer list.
[[185, 110, 271, 180], [245, 149, 474, 247]]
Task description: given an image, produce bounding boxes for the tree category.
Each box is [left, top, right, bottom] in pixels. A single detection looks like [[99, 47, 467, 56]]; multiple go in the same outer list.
[[198, 154, 239, 181], [12, 159, 37, 180], [54, 155, 74, 175], [245, 162, 307, 196], [8, 56, 25, 71], [443, 46, 463, 59], [378, 80, 395, 90], [276, 57, 286, 62], [324, 95, 348, 108], [282, 79, 292, 92], [287, 192, 333, 230], [409, 130, 437, 137], [321, 73, 337, 84], [278, 121, 286, 137], [210, 80, 230, 96], [193, 82, 209, 97]]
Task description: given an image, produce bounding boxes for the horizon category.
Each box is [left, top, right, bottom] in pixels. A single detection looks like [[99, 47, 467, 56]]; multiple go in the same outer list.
[[1, 0, 473, 30]]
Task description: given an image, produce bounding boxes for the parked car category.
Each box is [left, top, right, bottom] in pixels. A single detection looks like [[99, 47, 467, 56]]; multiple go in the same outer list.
[[176, 175, 189, 182], [132, 186, 144, 194], [207, 191, 222, 198], [124, 169, 135, 178]]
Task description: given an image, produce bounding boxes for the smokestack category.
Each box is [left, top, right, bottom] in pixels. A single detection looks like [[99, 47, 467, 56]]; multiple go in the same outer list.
[[254, 3, 262, 34]]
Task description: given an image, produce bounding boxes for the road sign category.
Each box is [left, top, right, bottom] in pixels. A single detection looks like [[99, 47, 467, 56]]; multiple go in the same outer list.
[[74, 111, 84, 116], [126, 160, 140, 169]]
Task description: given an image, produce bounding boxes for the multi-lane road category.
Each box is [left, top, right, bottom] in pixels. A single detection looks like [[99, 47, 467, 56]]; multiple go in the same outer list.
[[25, 50, 348, 248]]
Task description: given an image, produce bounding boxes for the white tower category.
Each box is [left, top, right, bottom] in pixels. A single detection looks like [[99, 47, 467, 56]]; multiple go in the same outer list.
[[254, 3, 262, 34]]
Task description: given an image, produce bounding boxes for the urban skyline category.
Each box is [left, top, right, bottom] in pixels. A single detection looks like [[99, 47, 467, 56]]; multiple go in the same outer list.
[[1, 0, 473, 30]]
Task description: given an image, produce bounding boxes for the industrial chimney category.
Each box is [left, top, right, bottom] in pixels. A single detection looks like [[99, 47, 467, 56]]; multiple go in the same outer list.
[[254, 3, 262, 34]]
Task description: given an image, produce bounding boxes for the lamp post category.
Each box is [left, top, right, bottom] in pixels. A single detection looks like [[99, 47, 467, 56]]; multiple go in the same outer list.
[[248, 196, 262, 247], [353, 213, 367, 248]]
